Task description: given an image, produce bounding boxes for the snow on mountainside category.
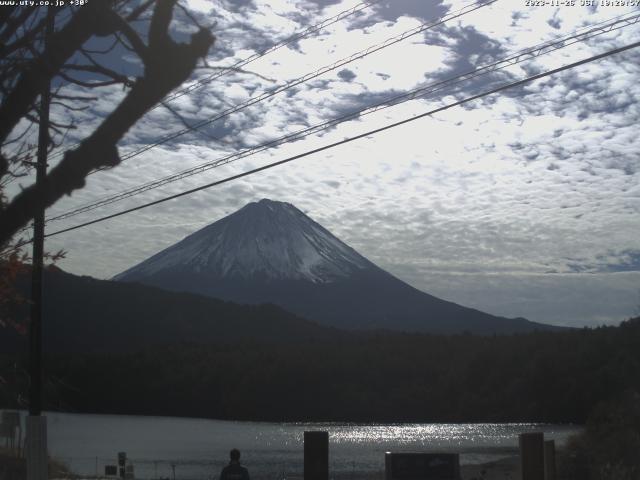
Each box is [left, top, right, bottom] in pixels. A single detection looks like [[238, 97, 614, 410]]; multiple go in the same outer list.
[[114, 198, 559, 334], [114, 199, 375, 283]]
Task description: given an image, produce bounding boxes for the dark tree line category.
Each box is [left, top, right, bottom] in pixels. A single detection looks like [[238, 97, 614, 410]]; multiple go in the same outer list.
[[2, 317, 639, 423]]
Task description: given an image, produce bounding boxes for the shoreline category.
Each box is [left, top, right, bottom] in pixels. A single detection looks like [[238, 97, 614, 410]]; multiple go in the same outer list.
[[42, 454, 525, 480]]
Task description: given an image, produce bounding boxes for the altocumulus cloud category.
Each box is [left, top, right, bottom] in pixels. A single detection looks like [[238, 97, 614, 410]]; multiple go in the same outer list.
[[9, 0, 639, 327]]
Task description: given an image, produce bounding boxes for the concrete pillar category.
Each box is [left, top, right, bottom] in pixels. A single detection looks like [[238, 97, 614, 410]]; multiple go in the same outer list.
[[26, 415, 47, 480], [519, 432, 544, 480], [544, 440, 556, 480], [304, 431, 328, 480]]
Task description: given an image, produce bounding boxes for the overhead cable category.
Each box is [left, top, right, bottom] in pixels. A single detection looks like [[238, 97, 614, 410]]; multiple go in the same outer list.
[[11, 0, 382, 170], [40, 40, 640, 239], [97, 0, 498, 168], [159, 0, 383, 106], [43, 11, 640, 224]]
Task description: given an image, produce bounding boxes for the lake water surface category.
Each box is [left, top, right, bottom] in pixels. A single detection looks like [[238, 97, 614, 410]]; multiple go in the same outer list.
[[13, 411, 581, 480]]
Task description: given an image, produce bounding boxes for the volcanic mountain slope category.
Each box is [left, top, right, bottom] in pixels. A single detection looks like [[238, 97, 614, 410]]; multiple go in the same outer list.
[[115, 199, 556, 334]]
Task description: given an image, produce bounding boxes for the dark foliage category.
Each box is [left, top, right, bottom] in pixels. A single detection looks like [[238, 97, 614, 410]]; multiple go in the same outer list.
[[0, 269, 346, 354], [0, 450, 76, 480], [559, 390, 640, 480], [2, 317, 639, 424], [0, 1, 214, 245]]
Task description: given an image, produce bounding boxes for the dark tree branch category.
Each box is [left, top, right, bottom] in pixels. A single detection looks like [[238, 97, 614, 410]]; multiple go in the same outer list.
[[126, 0, 157, 22], [50, 101, 90, 112], [0, 1, 115, 144], [2, 121, 35, 147], [0, 153, 7, 180], [0, 3, 215, 245], [81, 37, 119, 55], [198, 65, 276, 82], [177, 2, 206, 30], [58, 70, 127, 88], [52, 125, 73, 152], [52, 93, 98, 102], [108, 15, 149, 61], [113, 31, 136, 54], [0, 8, 36, 44], [149, 0, 174, 48], [62, 63, 132, 86], [24, 112, 39, 124], [47, 123, 67, 138], [0, 6, 17, 30], [49, 119, 75, 130], [0, 15, 47, 59]]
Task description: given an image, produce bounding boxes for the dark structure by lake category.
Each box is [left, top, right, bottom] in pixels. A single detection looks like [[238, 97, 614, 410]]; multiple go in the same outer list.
[[36, 412, 580, 480]]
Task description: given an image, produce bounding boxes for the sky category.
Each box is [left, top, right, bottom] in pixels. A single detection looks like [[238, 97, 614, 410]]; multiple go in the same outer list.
[[6, 0, 640, 328]]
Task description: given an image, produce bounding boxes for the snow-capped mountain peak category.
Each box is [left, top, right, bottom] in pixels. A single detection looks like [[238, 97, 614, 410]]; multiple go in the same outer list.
[[113, 199, 554, 334], [114, 199, 374, 283]]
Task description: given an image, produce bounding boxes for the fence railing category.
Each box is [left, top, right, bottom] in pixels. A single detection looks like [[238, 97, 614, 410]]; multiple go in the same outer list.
[[49, 456, 384, 480]]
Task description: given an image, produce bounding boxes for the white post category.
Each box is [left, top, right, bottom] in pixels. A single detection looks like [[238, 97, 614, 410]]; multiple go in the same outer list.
[[26, 415, 48, 480]]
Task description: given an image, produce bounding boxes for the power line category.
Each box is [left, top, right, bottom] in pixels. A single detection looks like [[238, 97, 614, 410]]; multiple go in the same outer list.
[[94, 0, 497, 169], [41, 40, 640, 240], [8, 0, 382, 172], [6, 0, 498, 240], [43, 11, 640, 225], [159, 0, 382, 106]]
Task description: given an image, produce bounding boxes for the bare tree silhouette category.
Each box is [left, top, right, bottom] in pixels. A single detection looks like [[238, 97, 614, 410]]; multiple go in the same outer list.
[[0, 0, 214, 246]]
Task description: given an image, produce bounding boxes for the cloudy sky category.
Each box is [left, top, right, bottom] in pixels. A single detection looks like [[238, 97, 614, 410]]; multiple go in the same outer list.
[[7, 0, 640, 327]]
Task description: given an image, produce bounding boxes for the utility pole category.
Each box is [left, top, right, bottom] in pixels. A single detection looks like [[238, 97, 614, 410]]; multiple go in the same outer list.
[[27, 7, 54, 480]]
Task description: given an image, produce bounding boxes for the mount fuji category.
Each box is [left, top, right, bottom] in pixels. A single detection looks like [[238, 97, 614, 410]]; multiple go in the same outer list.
[[114, 199, 554, 334]]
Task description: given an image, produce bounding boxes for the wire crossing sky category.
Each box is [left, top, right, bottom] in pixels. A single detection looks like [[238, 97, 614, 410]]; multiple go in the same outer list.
[[157, 0, 383, 106], [40, 39, 640, 240], [108, 0, 496, 168], [7, 0, 383, 179], [7, 0, 640, 328], [41, 10, 640, 226]]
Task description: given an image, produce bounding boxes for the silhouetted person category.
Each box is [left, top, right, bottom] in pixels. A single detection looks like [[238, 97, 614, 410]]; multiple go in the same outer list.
[[219, 448, 250, 480]]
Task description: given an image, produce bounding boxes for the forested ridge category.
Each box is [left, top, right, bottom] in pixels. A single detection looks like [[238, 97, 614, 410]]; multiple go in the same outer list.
[[0, 269, 347, 354], [2, 317, 638, 423]]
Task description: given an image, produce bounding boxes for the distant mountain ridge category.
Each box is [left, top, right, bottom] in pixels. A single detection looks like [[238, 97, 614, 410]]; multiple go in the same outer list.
[[115, 199, 558, 335], [1, 268, 344, 354]]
